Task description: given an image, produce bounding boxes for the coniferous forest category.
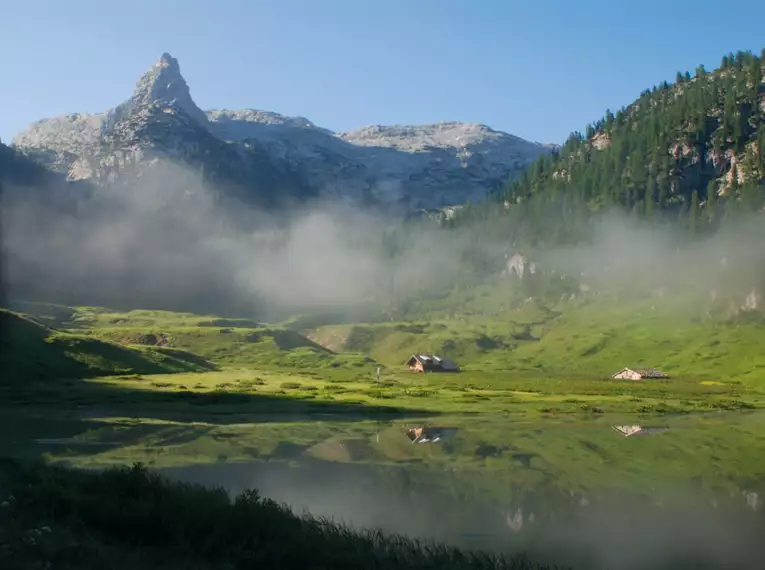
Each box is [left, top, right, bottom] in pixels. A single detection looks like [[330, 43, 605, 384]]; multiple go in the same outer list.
[[450, 49, 765, 247]]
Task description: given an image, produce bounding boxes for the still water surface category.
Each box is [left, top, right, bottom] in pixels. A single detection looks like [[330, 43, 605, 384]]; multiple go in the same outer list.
[[5, 410, 765, 569]]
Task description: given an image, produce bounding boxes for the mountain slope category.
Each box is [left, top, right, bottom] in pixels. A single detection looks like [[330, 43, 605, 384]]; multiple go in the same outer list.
[[0, 309, 216, 382], [500, 49, 765, 233], [11, 53, 550, 210]]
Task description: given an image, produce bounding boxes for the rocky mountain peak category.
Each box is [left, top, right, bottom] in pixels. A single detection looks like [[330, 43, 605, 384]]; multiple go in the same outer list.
[[106, 53, 208, 129], [133, 53, 185, 103]]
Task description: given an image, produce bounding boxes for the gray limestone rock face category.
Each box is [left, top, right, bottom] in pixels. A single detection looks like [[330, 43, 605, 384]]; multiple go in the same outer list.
[[107, 52, 210, 130], [11, 53, 551, 210]]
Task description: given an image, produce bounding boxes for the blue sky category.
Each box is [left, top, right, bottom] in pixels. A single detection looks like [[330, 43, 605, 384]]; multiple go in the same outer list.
[[2, 0, 764, 144]]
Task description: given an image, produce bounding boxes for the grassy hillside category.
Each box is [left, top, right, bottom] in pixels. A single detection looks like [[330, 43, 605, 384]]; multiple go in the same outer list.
[[7, 303, 378, 373], [305, 287, 765, 384], [9, 294, 765, 389], [0, 309, 216, 383], [493, 298, 765, 380]]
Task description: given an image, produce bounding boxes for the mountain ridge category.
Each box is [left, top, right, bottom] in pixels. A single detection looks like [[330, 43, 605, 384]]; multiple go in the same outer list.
[[11, 52, 550, 210]]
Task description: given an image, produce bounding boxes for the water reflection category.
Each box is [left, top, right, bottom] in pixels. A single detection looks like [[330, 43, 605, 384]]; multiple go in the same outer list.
[[11, 411, 765, 569], [157, 452, 765, 570]]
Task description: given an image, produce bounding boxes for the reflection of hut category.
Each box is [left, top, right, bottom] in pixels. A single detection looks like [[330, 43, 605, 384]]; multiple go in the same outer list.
[[611, 367, 669, 380], [405, 354, 460, 373], [406, 426, 458, 444], [612, 425, 669, 437], [506, 508, 524, 532]]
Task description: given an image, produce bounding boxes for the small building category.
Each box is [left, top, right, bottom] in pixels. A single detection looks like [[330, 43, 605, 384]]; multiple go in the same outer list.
[[611, 367, 669, 380], [405, 353, 460, 373]]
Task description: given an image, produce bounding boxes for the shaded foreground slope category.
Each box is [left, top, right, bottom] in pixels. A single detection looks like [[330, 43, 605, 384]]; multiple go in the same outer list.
[[0, 460, 550, 570], [0, 309, 216, 382]]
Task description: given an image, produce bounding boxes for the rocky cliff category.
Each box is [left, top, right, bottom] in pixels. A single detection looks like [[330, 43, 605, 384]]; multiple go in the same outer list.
[[12, 53, 550, 210]]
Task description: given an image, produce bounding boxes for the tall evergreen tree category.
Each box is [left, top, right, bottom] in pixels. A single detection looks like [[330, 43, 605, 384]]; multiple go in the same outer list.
[[689, 190, 701, 233], [706, 180, 717, 223]]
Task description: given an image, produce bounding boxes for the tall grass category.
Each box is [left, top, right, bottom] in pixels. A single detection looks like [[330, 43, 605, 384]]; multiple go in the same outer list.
[[0, 460, 553, 570]]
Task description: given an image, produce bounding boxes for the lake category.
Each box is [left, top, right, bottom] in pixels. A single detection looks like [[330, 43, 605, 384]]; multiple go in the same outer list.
[[4, 410, 765, 569]]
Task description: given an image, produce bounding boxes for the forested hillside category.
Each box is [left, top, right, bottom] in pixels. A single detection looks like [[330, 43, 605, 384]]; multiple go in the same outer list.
[[457, 49, 765, 246]]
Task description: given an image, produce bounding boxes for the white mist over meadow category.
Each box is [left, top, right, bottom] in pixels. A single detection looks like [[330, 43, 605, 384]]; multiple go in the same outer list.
[[2, 160, 764, 319]]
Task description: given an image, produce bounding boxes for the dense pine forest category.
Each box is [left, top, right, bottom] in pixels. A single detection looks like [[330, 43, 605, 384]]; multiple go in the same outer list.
[[452, 49, 765, 247]]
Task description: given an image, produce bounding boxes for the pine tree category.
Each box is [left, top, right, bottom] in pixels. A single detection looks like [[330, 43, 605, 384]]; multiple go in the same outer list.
[[729, 163, 739, 202], [689, 190, 700, 233], [750, 58, 763, 102], [706, 180, 717, 222], [657, 175, 670, 209], [605, 109, 615, 129], [645, 177, 656, 218], [740, 182, 764, 212], [740, 146, 759, 186]]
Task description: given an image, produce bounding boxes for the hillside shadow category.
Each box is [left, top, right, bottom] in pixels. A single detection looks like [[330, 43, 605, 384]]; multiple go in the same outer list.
[[1, 377, 439, 468], [245, 329, 334, 353], [4, 376, 439, 425], [1, 308, 217, 381], [150, 346, 218, 370]]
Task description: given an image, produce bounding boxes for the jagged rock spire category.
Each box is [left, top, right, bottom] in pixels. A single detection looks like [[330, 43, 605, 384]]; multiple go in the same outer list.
[[102, 53, 208, 132], [129, 53, 208, 125]]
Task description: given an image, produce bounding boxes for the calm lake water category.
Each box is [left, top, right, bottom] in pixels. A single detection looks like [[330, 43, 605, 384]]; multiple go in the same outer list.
[[5, 410, 765, 569]]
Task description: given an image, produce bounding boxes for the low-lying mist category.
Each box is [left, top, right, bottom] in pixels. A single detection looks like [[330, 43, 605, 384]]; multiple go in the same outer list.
[[2, 160, 764, 320], [1, 162, 465, 318]]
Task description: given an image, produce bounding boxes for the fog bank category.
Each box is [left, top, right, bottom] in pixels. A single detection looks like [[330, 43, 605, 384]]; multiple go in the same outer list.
[[2, 161, 765, 319]]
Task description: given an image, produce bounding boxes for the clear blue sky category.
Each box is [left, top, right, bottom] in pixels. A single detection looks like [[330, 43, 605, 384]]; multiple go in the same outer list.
[[2, 0, 764, 144]]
